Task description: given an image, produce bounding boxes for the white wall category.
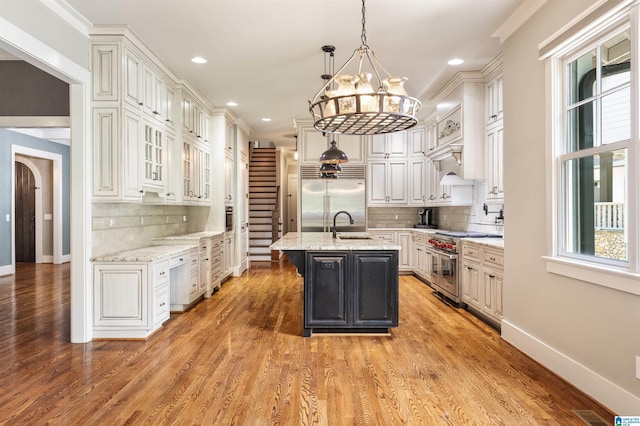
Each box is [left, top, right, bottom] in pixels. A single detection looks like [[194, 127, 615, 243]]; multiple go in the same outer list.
[[502, 0, 640, 414]]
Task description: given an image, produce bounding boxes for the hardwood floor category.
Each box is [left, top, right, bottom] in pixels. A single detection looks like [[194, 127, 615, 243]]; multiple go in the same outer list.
[[0, 261, 614, 425]]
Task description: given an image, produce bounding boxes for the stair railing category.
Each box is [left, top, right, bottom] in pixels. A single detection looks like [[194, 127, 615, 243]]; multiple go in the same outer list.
[[272, 185, 281, 243]]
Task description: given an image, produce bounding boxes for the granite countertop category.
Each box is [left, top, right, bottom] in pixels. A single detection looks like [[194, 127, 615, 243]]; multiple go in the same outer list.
[[91, 244, 195, 262], [270, 232, 402, 251], [461, 238, 504, 249], [153, 231, 224, 242]]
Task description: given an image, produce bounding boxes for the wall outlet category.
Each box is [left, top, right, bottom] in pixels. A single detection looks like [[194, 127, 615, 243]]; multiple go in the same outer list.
[[140, 217, 144, 225], [109, 218, 115, 227], [394, 214, 399, 220], [5, 214, 9, 222], [182, 215, 187, 222], [636, 355, 640, 380]]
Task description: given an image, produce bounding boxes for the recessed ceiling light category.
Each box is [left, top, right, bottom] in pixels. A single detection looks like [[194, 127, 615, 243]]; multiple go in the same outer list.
[[261, 118, 272, 122], [226, 101, 238, 107], [448, 58, 464, 66], [191, 56, 207, 64]]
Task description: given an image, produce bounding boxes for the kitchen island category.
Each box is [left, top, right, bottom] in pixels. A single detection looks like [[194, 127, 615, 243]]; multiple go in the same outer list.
[[270, 232, 400, 337]]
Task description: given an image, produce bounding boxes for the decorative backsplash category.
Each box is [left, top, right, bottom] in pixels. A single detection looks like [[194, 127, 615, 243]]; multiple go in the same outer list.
[[91, 203, 210, 256]]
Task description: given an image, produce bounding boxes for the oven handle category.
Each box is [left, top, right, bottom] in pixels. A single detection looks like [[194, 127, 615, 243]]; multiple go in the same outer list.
[[426, 248, 458, 260]]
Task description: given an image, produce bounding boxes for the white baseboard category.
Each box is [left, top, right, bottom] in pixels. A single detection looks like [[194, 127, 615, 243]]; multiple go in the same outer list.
[[57, 254, 70, 264], [501, 319, 639, 415], [0, 264, 15, 276], [40, 255, 53, 263]]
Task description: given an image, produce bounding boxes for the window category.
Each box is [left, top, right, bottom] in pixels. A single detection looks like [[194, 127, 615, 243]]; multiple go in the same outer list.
[[544, 4, 640, 295], [561, 30, 630, 264]]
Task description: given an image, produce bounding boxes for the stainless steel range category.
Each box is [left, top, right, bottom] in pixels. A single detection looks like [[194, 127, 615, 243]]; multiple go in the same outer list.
[[426, 231, 501, 305]]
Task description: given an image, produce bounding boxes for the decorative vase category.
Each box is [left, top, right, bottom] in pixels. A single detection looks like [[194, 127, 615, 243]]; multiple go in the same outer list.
[[334, 74, 359, 113], [356, 72, 377, 112], [383, 76, 408, 113]]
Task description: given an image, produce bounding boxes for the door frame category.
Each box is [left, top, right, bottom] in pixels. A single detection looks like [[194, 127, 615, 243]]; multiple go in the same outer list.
[[13, 147, 63, 265], [1, 15, 93, 343]]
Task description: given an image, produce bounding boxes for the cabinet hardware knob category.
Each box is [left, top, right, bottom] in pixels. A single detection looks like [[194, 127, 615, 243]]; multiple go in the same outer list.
[[166, 119, 170, 122], [139, 102, 143, 106], [489, 274, 495, 278], [153, 111, 159, 115]]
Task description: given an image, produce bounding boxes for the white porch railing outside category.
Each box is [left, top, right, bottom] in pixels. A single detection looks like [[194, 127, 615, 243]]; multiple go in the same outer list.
[[594, 202, 624, 230]]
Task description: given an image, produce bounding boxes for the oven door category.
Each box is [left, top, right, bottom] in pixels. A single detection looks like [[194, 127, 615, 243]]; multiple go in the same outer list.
[[429, 249, 459, 303]]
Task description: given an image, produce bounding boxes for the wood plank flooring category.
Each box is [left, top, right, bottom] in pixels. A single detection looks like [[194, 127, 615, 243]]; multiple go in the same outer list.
[[0, 261, 614, 425]]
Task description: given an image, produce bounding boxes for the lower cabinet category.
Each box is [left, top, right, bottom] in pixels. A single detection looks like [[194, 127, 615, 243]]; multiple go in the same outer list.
[[170, 247, 202, 312], [93, 258, 170, 339], [304, 251, 398, 336], [460, 241, 504, 328]]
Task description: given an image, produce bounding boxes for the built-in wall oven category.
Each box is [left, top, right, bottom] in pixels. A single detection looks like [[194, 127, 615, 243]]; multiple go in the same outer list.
[[426, 231, 502, 306], [225, 206, 233, 232]]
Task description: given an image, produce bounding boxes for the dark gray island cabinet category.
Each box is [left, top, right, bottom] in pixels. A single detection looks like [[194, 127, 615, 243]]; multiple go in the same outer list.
[[304, 251, 398, 336], [271, 233, 400, 337]]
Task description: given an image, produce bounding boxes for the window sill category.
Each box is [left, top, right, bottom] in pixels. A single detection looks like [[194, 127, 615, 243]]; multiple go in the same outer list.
[[543, 256, 640, 296]]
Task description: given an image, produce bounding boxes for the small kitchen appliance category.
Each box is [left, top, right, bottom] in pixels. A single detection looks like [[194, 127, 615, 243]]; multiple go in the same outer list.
[[415, 208, 435, 229]]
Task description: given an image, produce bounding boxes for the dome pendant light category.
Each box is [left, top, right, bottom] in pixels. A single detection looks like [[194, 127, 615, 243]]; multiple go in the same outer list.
[[319, 140, 349, 164], [308, 0, 421, 135]]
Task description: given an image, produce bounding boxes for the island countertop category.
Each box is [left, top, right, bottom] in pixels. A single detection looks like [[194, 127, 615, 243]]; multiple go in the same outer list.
[[270, 232, 401, 251]]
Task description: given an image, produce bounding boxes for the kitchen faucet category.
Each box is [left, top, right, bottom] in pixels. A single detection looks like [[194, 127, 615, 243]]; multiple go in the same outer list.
[[332, 210, 354, 238]]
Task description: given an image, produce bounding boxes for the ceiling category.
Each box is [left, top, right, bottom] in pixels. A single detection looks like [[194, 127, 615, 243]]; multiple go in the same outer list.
[[59, 0, 524, 150]]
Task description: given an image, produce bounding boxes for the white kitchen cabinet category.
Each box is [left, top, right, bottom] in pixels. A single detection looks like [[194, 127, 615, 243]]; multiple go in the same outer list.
[[170, 247, 202, 312], [210, 234, 224, 292], [141, 122, 165, 193], [411, 233, 433, 282], [163, 83, 177, 131], [224, 152, 234, 205], [485, 121, 504, 201], [93, 257, 170, 339], [486, 73, 503, 125], [367, 159, 408, 206], [367, 132, 408, 158], [223, 232, 235, 278], [122, 108, 143, 199], [164, 131, 178, 201], [428, 76, 485, 180], [397, 231, 412, 272], [409, 158, 427, 206], [142, 62, 165, 124], [460, 241, 504, 328], [409, 126, 426, 157], [181, 138, 209, 204], [298, 122, 364, 164], [123, 46, 143, 108]]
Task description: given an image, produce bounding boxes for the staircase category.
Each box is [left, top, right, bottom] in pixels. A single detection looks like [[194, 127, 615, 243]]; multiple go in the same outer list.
[[248, 147, 280, 262]]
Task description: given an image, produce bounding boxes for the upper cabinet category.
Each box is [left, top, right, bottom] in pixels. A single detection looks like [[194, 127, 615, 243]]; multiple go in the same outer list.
[[427, 72, 485, 181], [90, 28, 214, 205], [297, 120, 365, 164], [367, 132, 408, 159], [483, 56, 504, 203]]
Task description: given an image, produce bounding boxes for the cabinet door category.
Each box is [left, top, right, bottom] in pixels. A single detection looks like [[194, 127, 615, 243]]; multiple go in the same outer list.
[[486, 122, 504, 200], [352, 251, 398, 327], [336, 134, 364, 163], [397, 232, 412, 271], [93, 108, 119, 198], [305, 252, 349, 327], [462, 261, 481, 309], [122, 109, 141, 199], [163, 83, 176, 130], [409, 158, 426, 205], [142, 123, 164, 191], [164, 132, 178, 201], [94, 263, 148, 327], [482, 269, 503, 321], [182, 140, 193, 200], [387, 160, 408, 204], [367, 134, 387, 158], [123, 48, 142, 108], [486, 74, 504, 124], [409, 126, 425, 156], [367, 161, 388, 205], [387, 131, 408, 157], [224, 154, 234, 205], [301, 127, 327, 163]]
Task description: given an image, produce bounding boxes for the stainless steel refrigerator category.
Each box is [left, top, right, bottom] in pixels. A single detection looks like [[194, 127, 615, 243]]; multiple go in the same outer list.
[[300, 166, 366, 233]]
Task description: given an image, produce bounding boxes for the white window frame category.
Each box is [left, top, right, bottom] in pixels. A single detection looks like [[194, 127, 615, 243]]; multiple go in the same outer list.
[[542, 2, 640, 296]]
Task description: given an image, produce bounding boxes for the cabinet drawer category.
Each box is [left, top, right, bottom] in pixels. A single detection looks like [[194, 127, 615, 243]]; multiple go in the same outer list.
[[462, 245, 480, 260], [483, 250, 503, 267], [154, 259, 169, 284], [170, 253, 188, 268], [413, 234, 424, 244], [370, 232, 395, 242], [189, 248, 199, 271], [154, 283, 170, 326]]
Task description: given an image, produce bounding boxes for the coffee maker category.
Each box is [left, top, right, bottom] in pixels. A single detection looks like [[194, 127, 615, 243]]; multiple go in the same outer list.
[[416, 208, 435, 228]]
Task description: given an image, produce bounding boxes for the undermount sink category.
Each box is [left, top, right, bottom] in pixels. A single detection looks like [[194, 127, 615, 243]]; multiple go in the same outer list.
[[337, 234, 373, 240]]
